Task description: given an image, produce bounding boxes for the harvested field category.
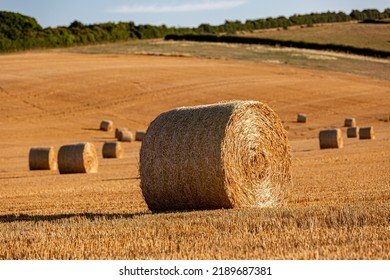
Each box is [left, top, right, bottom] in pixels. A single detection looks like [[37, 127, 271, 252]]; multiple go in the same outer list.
[[241, 22, 390, 53], [0, 51, 389, 260]]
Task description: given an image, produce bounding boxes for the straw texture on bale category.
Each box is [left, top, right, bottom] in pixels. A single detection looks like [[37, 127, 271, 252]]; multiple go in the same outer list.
[[29, 146, 57, 171], [100, 120, 113, 132], [359, 126, 375, 140], [135, 130, 146, 141], [297, 113, 307, 123], [140, 100, 291, 212], [319, 129, 343, 149], [347, 127, 359, 138], [58, 142, 98, 174], [118, 130, 133, 142], [115, 128, 128, 139], [344, 118, 356, 127], [102, 142, 123, 158]]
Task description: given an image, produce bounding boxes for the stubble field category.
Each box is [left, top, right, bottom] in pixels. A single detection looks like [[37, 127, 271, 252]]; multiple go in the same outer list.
[[0, 44, 389, 259], [242, 21, 390, 53]]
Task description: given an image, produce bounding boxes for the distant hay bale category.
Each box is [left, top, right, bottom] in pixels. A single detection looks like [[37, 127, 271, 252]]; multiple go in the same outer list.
[[347, 127, 359, 138], [359, 126, 375, 140], [115, 128, 128, 139], [135, 130, 146, 141], [102, 142, 123, 158], [58, 142, 98, 174], [378, 116, 389, 122], [140, 100, 292, 212], [378, 116, 390, 122], [344, 118, 356, 127], [319, 128, 343, 149], [297, 113, 307, 123], [117, 130, 133, 142], [100, 120, 113, 132], [29, 147, 57, 171]]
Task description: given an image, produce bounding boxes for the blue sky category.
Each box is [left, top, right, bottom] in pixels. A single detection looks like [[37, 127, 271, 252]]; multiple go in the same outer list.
[[0, 0, 389, 28]]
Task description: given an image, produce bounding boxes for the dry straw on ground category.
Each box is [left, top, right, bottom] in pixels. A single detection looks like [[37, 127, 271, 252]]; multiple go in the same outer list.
[[359, 126, 375, 140], [135, 130, 146, 141], [297, 113, 307, 123], [100, 120, 113, 132], [140, 100, 291, 212], [319, 128, 343, 149], [344, 118, 356, 127], [347, 127, 359, 138], [29, 146, 57, 171], [58, 142, 98, 174], [102, 142, 123, 158], [117, 130, 133, 142]]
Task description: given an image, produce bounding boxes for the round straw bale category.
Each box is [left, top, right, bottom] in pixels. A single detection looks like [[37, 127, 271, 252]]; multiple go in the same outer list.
[[102, 142, 123, 158], [118, 130, 133, 142], [58, 142, 98, 174], [135, 130, 146, 141], [115, 127, 128, 139], [319, 128, 343, 149], [359, 126, 375, 140], [29, 147, 57, 171], [140, 100, 291, 212], [100, 120, 113, 132], [344, 118, 356, 127], [347, 126, 359, 138], [297, 113, 307, 123]]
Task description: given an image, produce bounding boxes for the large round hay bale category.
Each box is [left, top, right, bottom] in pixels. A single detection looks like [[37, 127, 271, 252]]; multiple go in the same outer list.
[[118, 130, 133, 142], [359, 126, 375, 140], [102, 142, 123, 158], [297, 113, 307, 123], [319, 128, 343, 149], [115, 127, 128, 139], [344, 118, 356, 127], [58, 143, 98, 174], [140, 100, 291, 212], [100, 120, 113, 132], [29, 147, 57, 171], [135, 130, 146, 141], [347, 126, 359, 138]]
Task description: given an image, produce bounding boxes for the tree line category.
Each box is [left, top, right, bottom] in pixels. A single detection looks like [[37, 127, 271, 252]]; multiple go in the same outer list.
[[165, 34, 390, 58], [1, 8, 389, 52]]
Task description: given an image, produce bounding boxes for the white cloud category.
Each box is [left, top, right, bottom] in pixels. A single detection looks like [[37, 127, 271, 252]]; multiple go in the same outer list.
[[112, 0, 247, 14]]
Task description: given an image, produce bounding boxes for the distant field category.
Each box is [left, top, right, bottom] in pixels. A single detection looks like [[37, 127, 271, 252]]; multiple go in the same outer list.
[[240, 22, 390, 52], [68, 39, 390, 80]]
